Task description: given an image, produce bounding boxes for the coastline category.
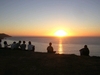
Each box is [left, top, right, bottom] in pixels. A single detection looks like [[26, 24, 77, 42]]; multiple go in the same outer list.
[[1, 36, 100, 56], [0, 49, 100, 75]]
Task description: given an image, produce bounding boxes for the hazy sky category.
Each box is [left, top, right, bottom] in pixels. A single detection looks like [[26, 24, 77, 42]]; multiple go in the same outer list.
[[0, 0, 100, 36]]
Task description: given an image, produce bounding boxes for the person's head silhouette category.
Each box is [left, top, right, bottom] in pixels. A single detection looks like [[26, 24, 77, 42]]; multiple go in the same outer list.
[[29, 41, 31, 45], [84, 45, 87, 48], [49, 42, 52, 46]]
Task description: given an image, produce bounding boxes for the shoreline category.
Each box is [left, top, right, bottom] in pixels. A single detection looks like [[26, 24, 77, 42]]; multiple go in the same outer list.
[[0, 48, 100, 57]]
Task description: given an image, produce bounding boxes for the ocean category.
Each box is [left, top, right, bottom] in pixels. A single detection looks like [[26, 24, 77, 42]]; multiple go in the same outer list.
[[1, 36, 100, 56]]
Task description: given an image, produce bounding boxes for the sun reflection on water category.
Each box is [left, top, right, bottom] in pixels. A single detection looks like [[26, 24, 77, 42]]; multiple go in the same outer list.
[[58, 39, 63, 54]]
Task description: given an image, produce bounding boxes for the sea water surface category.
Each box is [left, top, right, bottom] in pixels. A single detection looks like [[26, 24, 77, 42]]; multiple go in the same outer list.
[[2, 36, 100, 56]]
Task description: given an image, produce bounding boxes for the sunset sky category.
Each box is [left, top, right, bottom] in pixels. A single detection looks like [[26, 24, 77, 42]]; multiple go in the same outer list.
[[0, 0, 100, 36]]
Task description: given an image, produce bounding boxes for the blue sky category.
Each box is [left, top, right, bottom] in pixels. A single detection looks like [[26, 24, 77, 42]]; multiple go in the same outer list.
[[0, 0, 100, 36]]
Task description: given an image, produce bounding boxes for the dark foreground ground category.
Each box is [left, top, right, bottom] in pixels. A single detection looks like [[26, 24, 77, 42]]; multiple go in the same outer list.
[[0, 49, 100, 75]]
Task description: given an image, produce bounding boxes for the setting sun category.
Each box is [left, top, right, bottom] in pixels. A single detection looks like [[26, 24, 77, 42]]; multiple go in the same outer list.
[[55, 30, 67, 37]]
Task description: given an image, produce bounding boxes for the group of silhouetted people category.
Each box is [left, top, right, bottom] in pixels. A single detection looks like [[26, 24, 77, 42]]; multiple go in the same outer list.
[[0, 39, 90, 56], [0, 40, 35, 51], [0, 39, 56, 53]]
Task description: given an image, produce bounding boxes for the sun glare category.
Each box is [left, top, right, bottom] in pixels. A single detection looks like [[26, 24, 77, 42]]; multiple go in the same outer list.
[[55, 30, 67, 37]]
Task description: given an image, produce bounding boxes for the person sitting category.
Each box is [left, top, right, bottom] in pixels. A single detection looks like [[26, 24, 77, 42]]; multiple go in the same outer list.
[[79, 45, 90, 56], [47, 42, 56, 53], [28, 41, 35, 51], [15, 41, 21, 49], [11, 41, 16, 50], [20, 41, 26, 50], [4, 41, 10, 48]]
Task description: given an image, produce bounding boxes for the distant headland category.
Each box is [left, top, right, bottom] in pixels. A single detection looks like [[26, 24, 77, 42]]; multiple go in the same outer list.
[[0, 33, 11, 39]]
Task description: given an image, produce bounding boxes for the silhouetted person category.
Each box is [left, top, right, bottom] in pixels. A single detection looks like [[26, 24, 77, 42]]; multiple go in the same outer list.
[[28, 41, 35, 51], [0, 39, 2, 48], [16, 41, 21, 49], [20, 41, 26, 50], [11, 41, 16, 50], [79, 45, 90, 56], [47, 42, 56, 53], [4, 41, 10, 48]]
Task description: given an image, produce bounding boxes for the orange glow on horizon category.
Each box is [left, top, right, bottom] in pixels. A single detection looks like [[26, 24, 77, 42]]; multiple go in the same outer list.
[[4, 28, 100, 37]]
